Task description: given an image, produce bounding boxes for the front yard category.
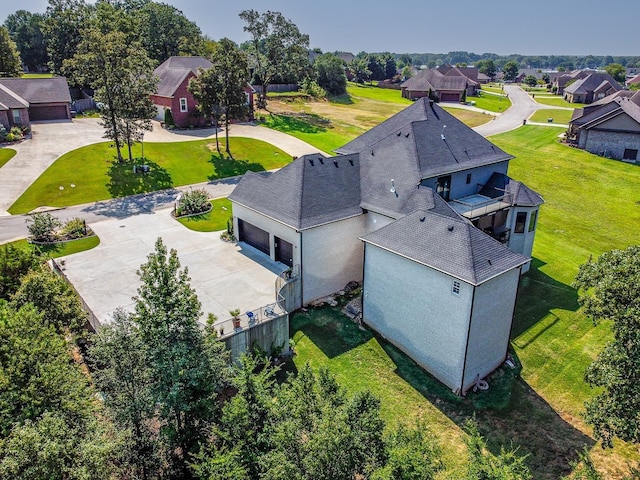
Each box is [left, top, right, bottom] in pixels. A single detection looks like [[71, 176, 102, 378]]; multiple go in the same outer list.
[[0, 148, 16, 169]]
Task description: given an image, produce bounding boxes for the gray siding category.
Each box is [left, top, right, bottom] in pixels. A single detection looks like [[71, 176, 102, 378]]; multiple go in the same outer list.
[[462, 268, 520, 392], [362, 244, 473, 391], [302, 215, 366, 304], [506, 206, 539, 272], [421, 161, 510, 199], [583, 129, 640, 161]]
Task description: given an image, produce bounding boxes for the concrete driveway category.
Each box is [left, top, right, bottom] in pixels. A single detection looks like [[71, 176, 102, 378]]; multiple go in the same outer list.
[[58, 207, 284, 327]]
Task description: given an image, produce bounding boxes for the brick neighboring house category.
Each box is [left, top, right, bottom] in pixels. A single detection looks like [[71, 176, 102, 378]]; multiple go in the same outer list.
[[563, 71, 622, 104], [567, 90, 640, 162], [229, 98, 543, 394], [151, 56, 254, 128], [401, 64, 478, 102], [0, 77, 72, 129]]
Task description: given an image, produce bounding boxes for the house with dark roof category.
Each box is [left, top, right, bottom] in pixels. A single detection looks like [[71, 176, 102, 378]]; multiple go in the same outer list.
[[0, 77, 72, 129], [400, 64, 478, 102], [567, 90, 640, 162], [151, 56, 254, 128], [563, 71, 622, 104], [229, 97, 543, 393]]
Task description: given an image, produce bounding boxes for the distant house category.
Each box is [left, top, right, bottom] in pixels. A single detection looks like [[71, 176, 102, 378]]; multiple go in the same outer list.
[[567, 90, 640, 162], [229, 98, 543, 393], [553, 70, 593, 95], [151, 56, 254, 128], [626, 74, 640, 88], [401, 64, 478, 102], [0, 77, 72, 129], [563, 72, 622, 104]]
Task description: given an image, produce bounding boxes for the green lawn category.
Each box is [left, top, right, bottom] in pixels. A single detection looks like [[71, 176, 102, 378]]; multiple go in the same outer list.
[[442, 108, 494, 128], [481, 84, 504, 94], [6, 236, 100, 258], [534, 96, 586, 108], [345, 82, 412, 105], [176, 197, 232, 232], [472, 91, 512, 113], [291, 126, 640, 478], [9, 138, 291, 214], [0, 148, 16, 168], [529, 108, 574, 124]]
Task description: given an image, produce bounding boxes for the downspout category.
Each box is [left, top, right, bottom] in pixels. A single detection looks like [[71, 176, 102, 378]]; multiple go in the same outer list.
[[506, 266, 523, 360], [299, 230, 303, 308], [459, 284, 477, 395], [361, 242, 367, 324]]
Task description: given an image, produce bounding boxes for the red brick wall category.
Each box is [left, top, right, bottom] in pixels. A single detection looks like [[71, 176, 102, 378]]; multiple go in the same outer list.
[[0, 111, 8, 129]]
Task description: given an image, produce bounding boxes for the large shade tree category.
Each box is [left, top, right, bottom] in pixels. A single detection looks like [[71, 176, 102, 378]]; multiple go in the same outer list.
[[0, 26, 22, 77], [42, 0, 91, 75], [3, 10, 48, 72], [574, 245, 640, 447], [239, 9, 309, 109]]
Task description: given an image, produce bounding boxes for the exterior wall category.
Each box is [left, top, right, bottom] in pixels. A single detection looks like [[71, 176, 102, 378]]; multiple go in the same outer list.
[[506, 206, 539, 272], [462, 268, 520, 392], [0, 110, 8, 129], [421, 161, 510, 200], [403, 89, 430, 100], [8, 107, 29, 127], [231, 203, 301, 269], [223, 313, 289, 363], [29, 103, 71, 121], [364, 211, 395, 235], [151, 95, 172, 121], [582, 129, 640, 161], [362, 244, 473, 391], [301, 214, 366, 304]]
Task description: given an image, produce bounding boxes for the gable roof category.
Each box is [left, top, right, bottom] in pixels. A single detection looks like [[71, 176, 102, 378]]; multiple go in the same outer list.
[[153, 56, 213, 98], [571, 93, 640, 129], [361, 210, 528, 285], [0, 84, 29, 109], [229, 153, 362, 230], [0, 77, 71, 104], [401, 68, 471, 93], [563, 72, 621, 96]]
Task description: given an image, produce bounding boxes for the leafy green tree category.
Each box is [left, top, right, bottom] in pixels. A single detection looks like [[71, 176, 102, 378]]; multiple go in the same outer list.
[[464, 420, 532, 479], [383, 54, 397, 80], [42, 0, 91, 75], [26, 211, 61, 242], [349, 56, 371, 83], [542, 72, 551, 84], [3, 10, 48, 72], [367, 54, 386, 81], [134, 1, 204, 64], [189, 64, 224, 153], [89, 308, 159, 480], [135, 238, 220, 477], [314, 53, 347, 95], [401, 65, 413, 80], [574, 245, 640, 447], [0, 26, 22, 77], [0, 243, 40, 300], [239, 9, 310, 109], [502, 61, 519, 82], [11, 265, 87, 334], [524, 75, 538, 88], [604, 63, 626, 83], [630, 83, 640, 91]]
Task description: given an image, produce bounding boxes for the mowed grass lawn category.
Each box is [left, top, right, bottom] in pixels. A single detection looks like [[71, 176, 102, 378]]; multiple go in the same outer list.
[[177, 197, 232, 232], [534, 95, 587, 109], [529, 108, 575, 124], [0, 148, 16, 168], [9, 138, 290, 214], [6, 236, 100, 257], [471, 91, 511, 112], [291, 127, 640, 478]]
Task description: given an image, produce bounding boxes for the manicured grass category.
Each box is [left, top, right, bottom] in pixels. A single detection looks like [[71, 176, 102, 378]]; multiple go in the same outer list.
[[481, 84, 504, 94], [0, 148, 16, 168], [534, 96, 586, 108], [472, 91, 512, 112], [345, 82, 412, 105], [176, 197, 232, 232], [442, 108, 495, 128], [529, 108, 574, 124], [6, 236, 100, 258], [9, 138, 291, 214]]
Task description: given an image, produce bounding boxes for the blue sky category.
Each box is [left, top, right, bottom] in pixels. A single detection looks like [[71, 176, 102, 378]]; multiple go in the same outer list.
[[3, 0, 638, 57]]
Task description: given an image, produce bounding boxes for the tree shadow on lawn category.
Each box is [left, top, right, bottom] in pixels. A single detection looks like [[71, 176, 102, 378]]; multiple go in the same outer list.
[[265, 113, 330, 134], [106, 159, 173, 199], [208, 153, 266, 181], [511, 257, 580, 340], [329, 93, 354, 105]]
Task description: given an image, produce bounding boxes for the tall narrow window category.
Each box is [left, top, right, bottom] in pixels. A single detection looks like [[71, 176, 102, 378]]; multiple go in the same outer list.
[[514, 212, 527, 233], [466, 173, 472, 184], [11, 110, 20, 122], [179, 97, 188, 112], [436, 175, 451, 201], [528, 210, 538, 232]]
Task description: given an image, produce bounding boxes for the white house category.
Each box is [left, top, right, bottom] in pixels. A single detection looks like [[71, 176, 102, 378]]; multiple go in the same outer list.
[[229, 97, 543, 393]]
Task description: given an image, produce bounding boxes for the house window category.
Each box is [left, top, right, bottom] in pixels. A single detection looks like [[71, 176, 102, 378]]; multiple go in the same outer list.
[[179, 98, 188, 112], [436, 175, 451, 201], [528, 210, 537, 232], [623, 149, 638, 161], [466, 173, 471, 185], [452, 280, 460, 295], [514, 212, 527, 233], [11, 110, 20, 122]]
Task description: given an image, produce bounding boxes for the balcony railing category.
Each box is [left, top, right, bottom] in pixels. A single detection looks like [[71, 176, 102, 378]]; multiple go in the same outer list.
[[213, 301, 285, 339], [450, 193, 512, 219]]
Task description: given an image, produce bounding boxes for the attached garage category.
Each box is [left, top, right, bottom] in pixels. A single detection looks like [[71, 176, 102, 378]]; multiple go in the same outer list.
[[440, 92, 461, 102], [238, 219, 270, 255], [29, 104, 70, 121]]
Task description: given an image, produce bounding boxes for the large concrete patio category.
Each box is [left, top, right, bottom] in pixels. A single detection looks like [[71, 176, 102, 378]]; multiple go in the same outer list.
[[58, 208, 285, 327]]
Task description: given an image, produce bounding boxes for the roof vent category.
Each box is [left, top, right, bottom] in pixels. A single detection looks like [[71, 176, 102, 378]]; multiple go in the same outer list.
[[429, 99, 434, 106], [333, 160, 338, 167], [441, 125, 447, 140], [348, 158, 354, 166], [405, 133, 410, 138], [371, 150, 375, 156], [447, 225, 454, 232], [487, 259, 492, 266], [390, 179, 397, 195], [319, 158, 324, 164], [309, 159, 315, 166], [420, 216, 426, 222], [397, 131, 402, 136]]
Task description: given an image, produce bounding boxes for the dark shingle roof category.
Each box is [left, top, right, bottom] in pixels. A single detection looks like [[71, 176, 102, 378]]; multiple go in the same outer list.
[[361, 210, 528, 285], [571, 95, 640, 128], [153, 56, 212, 97], [229, 153, 362, 230], [0, 84, 29, 109], [563, 72, 621, 96], [401, 69, 469, 93], [0, 77, 71, 104], [480, 172, 544, 207]]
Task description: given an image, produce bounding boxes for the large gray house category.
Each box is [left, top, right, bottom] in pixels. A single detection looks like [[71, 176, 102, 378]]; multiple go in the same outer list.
[[229, 97, 543, 394]]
